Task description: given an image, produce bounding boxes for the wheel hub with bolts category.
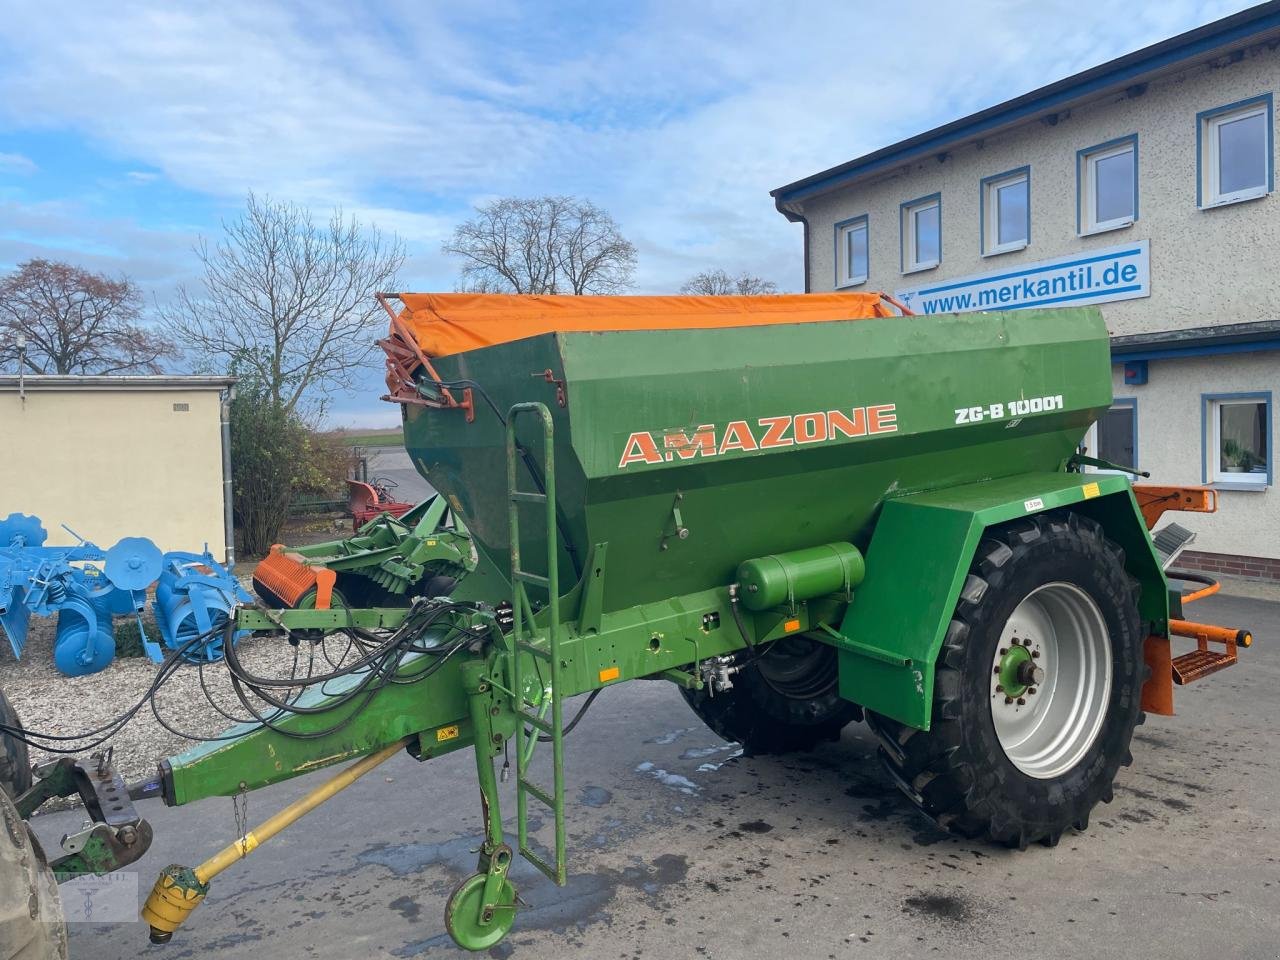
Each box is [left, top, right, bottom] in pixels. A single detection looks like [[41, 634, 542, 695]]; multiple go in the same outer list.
[[989, 581, 1113, 780], [995, 639, 1045, 702]]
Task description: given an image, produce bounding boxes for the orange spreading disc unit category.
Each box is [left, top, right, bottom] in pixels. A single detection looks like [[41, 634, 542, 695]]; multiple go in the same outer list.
[[251, 545, 335, 610]]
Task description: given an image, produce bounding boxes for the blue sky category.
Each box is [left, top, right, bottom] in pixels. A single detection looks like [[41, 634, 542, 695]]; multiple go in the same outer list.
[[0, 0, 1254, 426]]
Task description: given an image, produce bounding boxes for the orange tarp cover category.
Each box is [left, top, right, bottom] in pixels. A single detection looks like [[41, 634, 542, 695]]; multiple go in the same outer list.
[[394, 292, 899, 357]]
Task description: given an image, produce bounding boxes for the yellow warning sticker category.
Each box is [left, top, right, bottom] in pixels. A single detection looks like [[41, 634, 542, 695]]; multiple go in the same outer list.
[[599, 666, 621, 683], [1082, 482, 1101, 499], [426, 539, 437, 546], [436, 725, 460, 743]]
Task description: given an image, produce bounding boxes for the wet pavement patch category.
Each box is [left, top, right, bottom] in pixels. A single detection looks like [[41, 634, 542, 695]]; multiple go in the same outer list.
[[579, 785, 613, 808], [389, 895, 421, 921], [392, 853, 690, 956], [902, 891, 974, 923]]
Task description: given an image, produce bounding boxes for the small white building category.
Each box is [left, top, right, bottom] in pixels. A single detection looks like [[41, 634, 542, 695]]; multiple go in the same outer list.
[[0, 376, 235, 561], [772, 3, 1280, 580]]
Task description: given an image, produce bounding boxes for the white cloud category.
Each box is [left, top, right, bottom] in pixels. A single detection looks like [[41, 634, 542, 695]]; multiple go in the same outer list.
[[0, 0, 1257, 302], [0, 199, 200, 299], [0, 152, 36, 175]]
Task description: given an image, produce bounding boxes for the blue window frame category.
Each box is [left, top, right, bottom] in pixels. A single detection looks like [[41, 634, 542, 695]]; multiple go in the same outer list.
[[1076, 134, 1138, 235], [833, 215, 868, 288], [900, 192, 941, 274], [1197, 94, 1274, 208], [1201, 391, 1272, 488], [979, 166, 1030, 256]]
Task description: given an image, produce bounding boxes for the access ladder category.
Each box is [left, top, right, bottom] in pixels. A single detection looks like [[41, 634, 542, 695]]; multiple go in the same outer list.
[[505, 402, 567, 886]]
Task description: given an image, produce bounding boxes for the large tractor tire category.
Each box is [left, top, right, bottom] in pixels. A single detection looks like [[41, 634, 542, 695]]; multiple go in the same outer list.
[[866, 511, 1144, 848], [0, 789, 67, 960], [0, 689, 32, 801], [681, 634, 861, 754]]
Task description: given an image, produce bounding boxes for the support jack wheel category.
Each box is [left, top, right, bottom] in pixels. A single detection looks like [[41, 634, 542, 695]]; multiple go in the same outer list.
[[444, 873, 517, 952]]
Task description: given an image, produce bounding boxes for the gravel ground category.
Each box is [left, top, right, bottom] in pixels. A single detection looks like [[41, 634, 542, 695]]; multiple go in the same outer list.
[[0, 514, 358, 795], [0, 587, 337, 797]]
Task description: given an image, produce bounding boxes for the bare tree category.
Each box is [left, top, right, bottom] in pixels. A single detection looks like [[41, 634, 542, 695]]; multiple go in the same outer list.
[[680, 270, 779, 296], [0, 259, 172, 374], [163, 193, 404, 414], [444, 196, 636, 295]]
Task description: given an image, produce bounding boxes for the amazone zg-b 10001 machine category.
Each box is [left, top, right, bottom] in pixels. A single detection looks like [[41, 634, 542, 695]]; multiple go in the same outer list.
[[0, 292, 1253, 954]]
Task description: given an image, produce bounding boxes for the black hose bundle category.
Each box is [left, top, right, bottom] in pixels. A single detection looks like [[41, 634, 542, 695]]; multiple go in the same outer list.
[[0, 599, 489, 752]]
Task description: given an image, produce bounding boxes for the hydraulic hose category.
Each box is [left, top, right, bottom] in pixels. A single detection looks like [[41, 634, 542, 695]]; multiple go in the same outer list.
[[1167, 569, 1220, 605]]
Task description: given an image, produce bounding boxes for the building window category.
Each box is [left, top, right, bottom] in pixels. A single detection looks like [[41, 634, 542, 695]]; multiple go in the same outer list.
[[980, 167, 1029, 256], [1078, 136, 1136, 234], [834, 216, 868, 287], [1082, 399, 1136, 472], [1203, 393, 1271, 488], [1198, 95, 1273, 208], [900, 193, 941, 273]]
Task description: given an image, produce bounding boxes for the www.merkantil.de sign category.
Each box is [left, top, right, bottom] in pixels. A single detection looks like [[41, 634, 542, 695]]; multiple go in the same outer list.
[[895, 240, 1150, 315]]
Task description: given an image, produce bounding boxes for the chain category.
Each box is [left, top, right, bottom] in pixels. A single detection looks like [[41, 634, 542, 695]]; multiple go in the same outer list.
[[233, 783, 250, 855]]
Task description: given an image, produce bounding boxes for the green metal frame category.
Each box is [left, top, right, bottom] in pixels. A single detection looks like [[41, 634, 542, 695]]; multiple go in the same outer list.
[[506, 402, 567, 886], [272, 496, 476, 599]]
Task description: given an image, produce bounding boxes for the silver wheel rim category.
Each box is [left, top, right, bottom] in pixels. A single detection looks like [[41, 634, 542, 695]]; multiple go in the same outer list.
[[990, 582, 1112, 780]]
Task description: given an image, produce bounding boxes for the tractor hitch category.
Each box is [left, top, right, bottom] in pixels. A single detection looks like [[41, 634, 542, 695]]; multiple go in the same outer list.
[[15, 750, 154, 881]]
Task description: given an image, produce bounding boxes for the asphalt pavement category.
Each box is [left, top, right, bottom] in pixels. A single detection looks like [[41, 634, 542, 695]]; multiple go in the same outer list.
[[31, 590, 1280, 960]]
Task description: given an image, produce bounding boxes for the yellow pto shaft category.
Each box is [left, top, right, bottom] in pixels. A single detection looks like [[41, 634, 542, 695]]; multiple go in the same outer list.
[[142, 738, 410, 944]]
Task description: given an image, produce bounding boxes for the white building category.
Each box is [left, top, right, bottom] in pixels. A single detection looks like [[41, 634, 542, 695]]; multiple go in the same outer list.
[[772, 3, 1280, 581], [0, 376, 235, 561]]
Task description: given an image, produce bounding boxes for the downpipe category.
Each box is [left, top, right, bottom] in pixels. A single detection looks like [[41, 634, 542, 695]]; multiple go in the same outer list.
[[220, 385, 236, 568]]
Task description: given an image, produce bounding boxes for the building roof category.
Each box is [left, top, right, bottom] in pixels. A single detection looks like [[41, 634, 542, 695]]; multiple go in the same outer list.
[[0, 375, 236, 392], [1110, 319, 1280, 361], [771, 2, 1280, 218]]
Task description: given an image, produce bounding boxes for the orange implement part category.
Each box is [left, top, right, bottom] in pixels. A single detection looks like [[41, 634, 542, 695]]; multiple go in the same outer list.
[[1167, 618, 1251, 687], [1145, 618, 1253, 709], [1169, 619, 1252, 648], [1141, 634, 1175, 716], [389, 292, 905, 358], [1132, 484, 1217, 529], [1180, 580, 1220, 604], [251, 546, 336, 610], [1171, 649, 1236, 684]]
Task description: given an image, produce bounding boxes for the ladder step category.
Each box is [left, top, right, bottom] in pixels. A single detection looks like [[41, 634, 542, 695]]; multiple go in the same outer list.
[[515, 640, 553, 660], [519, 778, 556, 809], [512, 569, 550, 588], [518, 711, 555, 735], [510, 490, 548, 504], [1172, 649, 1236, 684], [518, 844, 563, 886]]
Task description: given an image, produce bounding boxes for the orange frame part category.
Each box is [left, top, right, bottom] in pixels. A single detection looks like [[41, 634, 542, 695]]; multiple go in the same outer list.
[[1132, 482, 1250, 715], [1131, 484, 1218, 529]]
